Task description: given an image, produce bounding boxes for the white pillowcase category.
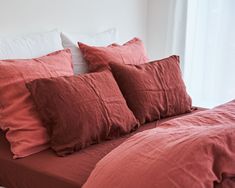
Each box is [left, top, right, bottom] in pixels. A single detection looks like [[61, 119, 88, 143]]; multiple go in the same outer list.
[[61, 28, 117, 74], [0, 30, 63, 60]]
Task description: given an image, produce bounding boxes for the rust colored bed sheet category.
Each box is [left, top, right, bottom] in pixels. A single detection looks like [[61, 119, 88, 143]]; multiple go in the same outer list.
[[0, 108, 204, 188]]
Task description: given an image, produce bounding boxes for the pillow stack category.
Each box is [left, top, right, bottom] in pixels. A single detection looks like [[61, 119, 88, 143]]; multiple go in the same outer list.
[[0, 30, 192, 159], [79, 39, 192, 124], [61, 28, 117, 74]]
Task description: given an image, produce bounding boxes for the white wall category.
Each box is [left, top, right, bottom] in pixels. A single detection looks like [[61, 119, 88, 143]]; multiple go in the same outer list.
[[0, 0, 148, 44], [0, 0, 185, 61]]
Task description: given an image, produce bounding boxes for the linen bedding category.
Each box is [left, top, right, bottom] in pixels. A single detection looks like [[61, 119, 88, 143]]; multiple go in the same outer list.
[[0, 108, 203, 188], [83, 100, 235, 188]]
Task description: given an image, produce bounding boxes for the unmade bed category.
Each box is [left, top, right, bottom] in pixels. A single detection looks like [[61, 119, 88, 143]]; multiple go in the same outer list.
[[0, 108, 203, 188]]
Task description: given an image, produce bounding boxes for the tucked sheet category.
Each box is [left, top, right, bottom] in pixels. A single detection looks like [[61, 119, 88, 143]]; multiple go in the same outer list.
[[0, 108, 203, 188], [83, 101, 235, 188]]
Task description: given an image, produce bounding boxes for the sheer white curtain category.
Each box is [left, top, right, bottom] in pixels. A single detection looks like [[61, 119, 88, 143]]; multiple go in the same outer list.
[[183, 0, 235, 108]]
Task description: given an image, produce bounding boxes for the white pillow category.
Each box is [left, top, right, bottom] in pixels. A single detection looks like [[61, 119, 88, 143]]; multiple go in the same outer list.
[[61, 28, 117, 74], [0, 30, 63, 60]]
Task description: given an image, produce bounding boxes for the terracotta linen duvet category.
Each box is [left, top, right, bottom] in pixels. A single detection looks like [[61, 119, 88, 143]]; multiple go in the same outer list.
[[83, 100, 235, 188]]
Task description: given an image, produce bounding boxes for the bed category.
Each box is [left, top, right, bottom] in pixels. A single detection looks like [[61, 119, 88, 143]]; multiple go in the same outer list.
[[0, 108, 203, 188], [1, 30, 235, 188]]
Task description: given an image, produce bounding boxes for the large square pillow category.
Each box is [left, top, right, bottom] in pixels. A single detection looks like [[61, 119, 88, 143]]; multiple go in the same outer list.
[[61, 28, 117, 74], [0, 49, 74, 159], [26, 70, 139, 156], [78, 38, 149, 72], [110, 55, 192, 124], [0, 30, 63, 60]]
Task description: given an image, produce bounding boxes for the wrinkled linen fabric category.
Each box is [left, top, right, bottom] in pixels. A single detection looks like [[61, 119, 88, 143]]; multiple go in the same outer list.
[[0, 108, 205, 188], [110, 55, 192, 124], [0, 49, 74, 158], [78, 37, 149, 72], [83, 100, 235, 188], [26, 70, 139, 156]]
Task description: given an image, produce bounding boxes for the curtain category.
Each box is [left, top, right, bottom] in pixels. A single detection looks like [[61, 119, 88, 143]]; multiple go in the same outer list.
[[165, 0, 188, 71], [183, 0, 235, 108]]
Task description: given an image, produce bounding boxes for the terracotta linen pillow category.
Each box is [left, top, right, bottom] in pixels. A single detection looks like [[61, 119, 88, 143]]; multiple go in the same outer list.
[[110, 55, 192, 124], [78, 38, 149, 72], [26, 70, 139, 157], [0, 49, 74, 159]]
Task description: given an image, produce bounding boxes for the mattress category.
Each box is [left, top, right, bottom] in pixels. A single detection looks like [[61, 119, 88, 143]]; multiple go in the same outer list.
[[0, 108, 205, 188]]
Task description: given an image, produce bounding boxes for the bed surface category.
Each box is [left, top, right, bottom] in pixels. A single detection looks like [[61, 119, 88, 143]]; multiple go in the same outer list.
[[0, 108, 204, 188]]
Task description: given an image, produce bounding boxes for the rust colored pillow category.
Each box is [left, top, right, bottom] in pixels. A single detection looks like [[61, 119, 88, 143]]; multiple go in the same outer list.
[[26, 70, 139, 156], [110, 55, 192, 124], [78, 38, 149, 72], [0, 49, 74, 159]]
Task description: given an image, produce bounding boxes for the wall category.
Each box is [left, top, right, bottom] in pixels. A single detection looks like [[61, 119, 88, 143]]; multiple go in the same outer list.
[[0, 0, 186, 62], [0, 0, 148, 44]]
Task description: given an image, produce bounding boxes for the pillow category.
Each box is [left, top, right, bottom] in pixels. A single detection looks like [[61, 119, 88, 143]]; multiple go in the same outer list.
[[0, 30, 63, 60], [78, 37, 149, 72], [26, 70, 139, 157], [0, 49, 74, 159], [110, 55, 192, 124], [61, 28, 117, 74]]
